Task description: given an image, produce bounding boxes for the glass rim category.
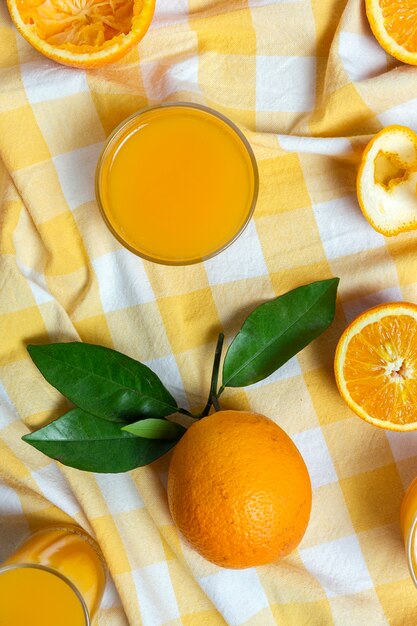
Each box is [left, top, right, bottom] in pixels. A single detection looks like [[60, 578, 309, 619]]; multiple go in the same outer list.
[[30, 523, 107, 569], [0, 562, 90, 625], [95, 101, 259, 266]]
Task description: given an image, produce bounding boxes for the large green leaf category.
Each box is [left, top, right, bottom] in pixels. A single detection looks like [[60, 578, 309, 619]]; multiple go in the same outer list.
[[222, 278, 339, 388], [27, 343, 178, 423], [22, 409, 181, 473], [122, 418, 186, 440]]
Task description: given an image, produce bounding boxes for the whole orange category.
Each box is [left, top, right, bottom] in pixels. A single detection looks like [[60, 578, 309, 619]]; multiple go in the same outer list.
[[167, 410, 312, 568]]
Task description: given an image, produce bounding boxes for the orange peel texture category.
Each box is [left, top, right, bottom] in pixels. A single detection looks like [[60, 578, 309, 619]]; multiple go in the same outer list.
[[167, 410, 312, 568]]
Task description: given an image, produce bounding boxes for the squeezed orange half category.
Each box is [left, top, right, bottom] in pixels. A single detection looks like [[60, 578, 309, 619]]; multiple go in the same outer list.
[[96, 104, 258, 265]]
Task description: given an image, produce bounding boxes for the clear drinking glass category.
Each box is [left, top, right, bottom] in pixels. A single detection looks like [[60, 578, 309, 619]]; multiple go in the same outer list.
[[401, 477, 417, 587], [0, 524, 106, 626], [95, 102, 259, 266]]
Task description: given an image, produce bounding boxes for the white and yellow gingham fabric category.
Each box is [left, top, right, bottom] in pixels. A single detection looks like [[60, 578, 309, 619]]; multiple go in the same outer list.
[[1, 0, 417, 624]]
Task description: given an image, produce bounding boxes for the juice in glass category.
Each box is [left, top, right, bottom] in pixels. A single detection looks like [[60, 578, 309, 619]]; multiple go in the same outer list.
[[401, 477, 417, 586], [0, 525, 106, 625], [96, 103, 258, 265]]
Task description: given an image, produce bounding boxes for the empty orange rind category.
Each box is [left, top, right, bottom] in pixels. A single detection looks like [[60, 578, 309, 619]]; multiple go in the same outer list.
[[357, 125, 417, 236]]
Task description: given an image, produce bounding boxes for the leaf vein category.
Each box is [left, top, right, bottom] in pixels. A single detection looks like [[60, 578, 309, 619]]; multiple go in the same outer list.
[[39, 349, 177, 411], [224, 283, 335, 386]]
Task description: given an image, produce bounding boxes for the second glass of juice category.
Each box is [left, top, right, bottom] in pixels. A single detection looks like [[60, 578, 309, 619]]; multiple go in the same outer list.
[[0, 524, 106, 626], [401, 477, 417, 587], [96, 103, 258, 265]]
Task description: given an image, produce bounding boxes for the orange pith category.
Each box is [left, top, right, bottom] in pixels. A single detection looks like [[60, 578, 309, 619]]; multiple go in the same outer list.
[[167, 410, 312, 569], [7, 0, 155, 68], [335, 303, 417, 431], [356, 125, 417, 236], [366, 0, 417, 64]]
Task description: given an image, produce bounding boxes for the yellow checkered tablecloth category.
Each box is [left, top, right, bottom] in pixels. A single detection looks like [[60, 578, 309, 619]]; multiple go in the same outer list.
[[1, 0, 417, 624]]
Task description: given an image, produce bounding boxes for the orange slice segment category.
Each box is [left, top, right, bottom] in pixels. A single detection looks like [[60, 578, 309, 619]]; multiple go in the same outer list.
[[6, 0, 155, 68], [366, 0, 417, 65], [335, 302, 417, 431], [357, 125, 417, 236]]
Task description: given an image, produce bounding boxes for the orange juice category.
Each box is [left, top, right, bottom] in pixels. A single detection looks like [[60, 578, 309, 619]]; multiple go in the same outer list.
[[96, 103, 258, 265], [401, 477, 417, 586], [0, 566, 88, 626], [0, 525, 106, 624]]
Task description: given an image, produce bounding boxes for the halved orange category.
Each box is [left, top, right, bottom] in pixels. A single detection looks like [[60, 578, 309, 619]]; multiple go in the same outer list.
[[6, 0, 155, 68], [366, 0, 417, 65], [357, 125, 417, 236], [335, 303, 417, 431]]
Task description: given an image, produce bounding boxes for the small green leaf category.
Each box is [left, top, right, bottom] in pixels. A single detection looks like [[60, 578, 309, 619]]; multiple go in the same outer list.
[[27, 343, 178, 423], [122, 418, 186, 440], [222, 278, 339, 388], [22, 408, 181, 473]]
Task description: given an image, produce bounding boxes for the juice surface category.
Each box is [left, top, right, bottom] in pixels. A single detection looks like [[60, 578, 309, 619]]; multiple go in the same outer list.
[[97, 105, 257, 264], [3, 526, 106, 617], [0, 567, 87, 626]]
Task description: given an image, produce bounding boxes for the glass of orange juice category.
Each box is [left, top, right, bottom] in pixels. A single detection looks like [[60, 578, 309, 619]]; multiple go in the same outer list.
[[0, 524, 106, 625], [401, 477, 417, 587], [95, 102, 258, 265]]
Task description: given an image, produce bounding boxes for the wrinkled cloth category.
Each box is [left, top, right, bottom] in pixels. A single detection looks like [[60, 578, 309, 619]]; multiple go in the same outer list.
[[1, 0, 417, 624]]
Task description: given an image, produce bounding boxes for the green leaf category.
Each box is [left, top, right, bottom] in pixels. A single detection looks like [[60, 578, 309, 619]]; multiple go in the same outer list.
[[122, 418, 186, 440], [222, 278, 339, 388], [22, 408, 181, 473], [27, 343, 178, 423]]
